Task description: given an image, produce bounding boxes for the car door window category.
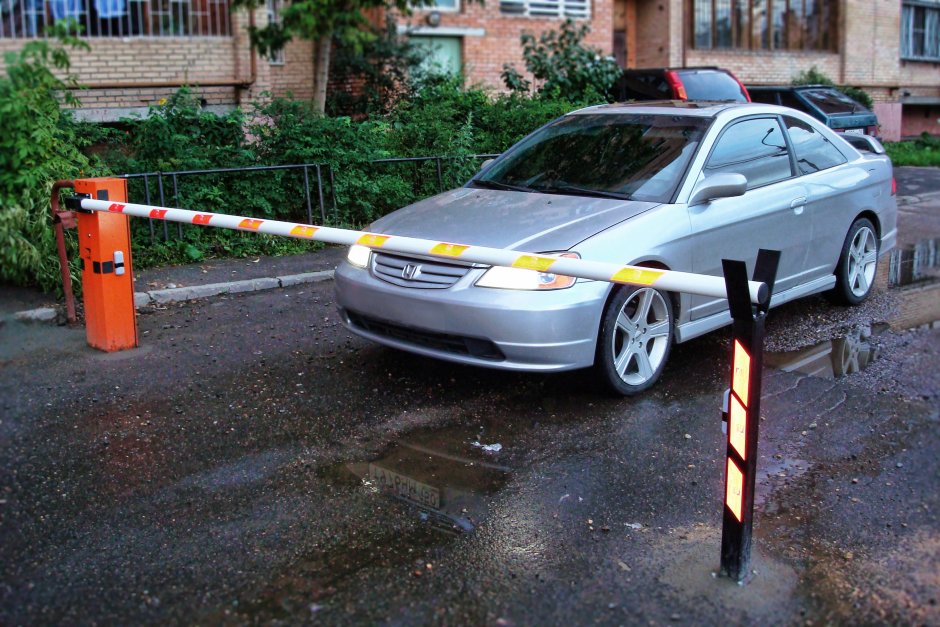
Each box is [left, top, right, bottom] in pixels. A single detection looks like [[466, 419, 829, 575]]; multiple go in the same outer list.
[[704, 118, 793, 189], [784, 116, 847, 174], [779, 91, 803, 110]]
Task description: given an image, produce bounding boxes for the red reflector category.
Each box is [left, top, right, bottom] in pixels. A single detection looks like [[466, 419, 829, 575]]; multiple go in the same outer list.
[[732, 340, 751, 406], [891, 177, 897, 195], [730, 395, 747, 460], [726, 458, 744, 522]]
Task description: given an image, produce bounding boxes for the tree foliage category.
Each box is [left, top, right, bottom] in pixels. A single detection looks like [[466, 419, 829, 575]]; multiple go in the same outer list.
[[0, 24, 107, 292], [501, 19, 621, 102]]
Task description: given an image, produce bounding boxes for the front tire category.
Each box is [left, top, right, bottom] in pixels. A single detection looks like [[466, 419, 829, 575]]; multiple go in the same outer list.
[[832, 218, 878, 305], [595, 286, 674, 396]]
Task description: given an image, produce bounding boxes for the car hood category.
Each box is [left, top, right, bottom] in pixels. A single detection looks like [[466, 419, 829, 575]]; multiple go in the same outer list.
[[369, 188, 660, 252]]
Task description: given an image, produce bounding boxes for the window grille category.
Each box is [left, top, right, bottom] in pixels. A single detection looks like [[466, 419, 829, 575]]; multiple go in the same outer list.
[[499, 0, 590, 19], [902, 1, 940, 61], [0, 0, 231, 39]]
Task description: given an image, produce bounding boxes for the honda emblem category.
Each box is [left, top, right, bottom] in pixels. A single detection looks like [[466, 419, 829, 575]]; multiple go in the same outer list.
[[402, 263, 421, 280]]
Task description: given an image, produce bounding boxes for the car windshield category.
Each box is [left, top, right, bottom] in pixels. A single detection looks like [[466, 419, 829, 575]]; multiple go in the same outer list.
[[474, 113, 709, 203], [802, 88, 870, 115]]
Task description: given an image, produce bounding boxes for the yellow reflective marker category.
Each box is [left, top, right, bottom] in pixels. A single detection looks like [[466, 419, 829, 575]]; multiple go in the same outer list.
[[238, 218, 263, 230], [290, 225, 318, 238], [430, 243, 469, 257], [732, 340, 751, 407], [726, 458, 744, 522], [512, 255, 556, 273], [357, 234, 390, 248], [610, 267, 664, 286], [729, 395, 747, 460]]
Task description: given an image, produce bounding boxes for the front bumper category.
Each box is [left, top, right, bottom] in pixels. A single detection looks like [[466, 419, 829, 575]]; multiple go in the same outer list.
[[334, 260, 609, 372]]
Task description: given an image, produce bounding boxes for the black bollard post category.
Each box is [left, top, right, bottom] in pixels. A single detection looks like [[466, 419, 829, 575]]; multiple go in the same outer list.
[[719, 249, 780, 583]]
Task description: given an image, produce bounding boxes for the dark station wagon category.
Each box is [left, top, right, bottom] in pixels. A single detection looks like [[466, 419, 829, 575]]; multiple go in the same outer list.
[[748, 85, 879, 136]]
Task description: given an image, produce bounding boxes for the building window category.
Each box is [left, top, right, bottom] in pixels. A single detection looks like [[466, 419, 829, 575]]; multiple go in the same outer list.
[[410, 35, 462, 75], [265, 0, 284, 64], [691, 0, 836, 51], [429, 0, 459, 12], [902, 1, 940, 61], [0, 0, 231, 39], [499, 0, 590, 19]]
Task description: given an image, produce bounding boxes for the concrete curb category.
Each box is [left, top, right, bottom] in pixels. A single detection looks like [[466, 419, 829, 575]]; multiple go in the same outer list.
[[136, 270, 334, 306], [14, 269, 335, 322]]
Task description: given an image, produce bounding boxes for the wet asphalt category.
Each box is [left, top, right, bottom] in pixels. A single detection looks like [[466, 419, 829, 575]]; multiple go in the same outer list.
[[0, 169, 938, 625]]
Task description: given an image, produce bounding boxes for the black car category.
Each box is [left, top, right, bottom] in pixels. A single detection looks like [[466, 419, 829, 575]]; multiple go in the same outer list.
[[614, 67, 751, 103], [748, 85, 879, 135]]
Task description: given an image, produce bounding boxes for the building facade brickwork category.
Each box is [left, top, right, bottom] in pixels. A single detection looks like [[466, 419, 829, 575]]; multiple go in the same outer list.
[[0, 0, 935, 135]]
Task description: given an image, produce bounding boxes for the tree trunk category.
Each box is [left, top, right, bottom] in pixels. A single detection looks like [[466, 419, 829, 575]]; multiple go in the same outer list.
[[312, 31, 333, 114]]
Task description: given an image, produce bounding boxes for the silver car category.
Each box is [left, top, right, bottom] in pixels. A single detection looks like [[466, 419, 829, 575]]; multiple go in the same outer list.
[[335, 102, 897, 395]]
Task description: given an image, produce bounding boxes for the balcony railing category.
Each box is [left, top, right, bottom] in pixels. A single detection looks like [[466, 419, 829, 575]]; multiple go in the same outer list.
[[0, 0, 231, 39]]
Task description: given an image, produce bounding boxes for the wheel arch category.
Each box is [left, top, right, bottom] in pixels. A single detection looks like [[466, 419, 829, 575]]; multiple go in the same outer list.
[[598, 259, 680, 332], [853, 210, 881, 239]]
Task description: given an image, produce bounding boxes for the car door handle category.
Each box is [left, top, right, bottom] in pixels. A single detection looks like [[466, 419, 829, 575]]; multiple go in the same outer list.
[[790, 197, 807, 214]]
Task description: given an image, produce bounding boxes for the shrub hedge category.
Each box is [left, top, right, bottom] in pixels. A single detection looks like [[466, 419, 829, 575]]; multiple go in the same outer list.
[[1, 21, 614, 292]]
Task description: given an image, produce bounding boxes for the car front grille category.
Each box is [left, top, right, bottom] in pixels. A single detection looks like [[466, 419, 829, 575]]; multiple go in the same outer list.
[[346, 311, 504, 361], [372, 252, 472, 289]]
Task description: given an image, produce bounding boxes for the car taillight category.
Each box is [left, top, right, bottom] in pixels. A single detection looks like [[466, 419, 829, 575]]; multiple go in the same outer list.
[[891, 177, 897, 195], [664, 71, 688, 100], [866, 125, 879, 136], [731, 75, 751, 102]]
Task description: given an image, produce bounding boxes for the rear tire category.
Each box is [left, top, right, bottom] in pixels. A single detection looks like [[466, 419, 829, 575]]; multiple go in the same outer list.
[[832, 218, 878, 305], [595, 286, 674, 396]]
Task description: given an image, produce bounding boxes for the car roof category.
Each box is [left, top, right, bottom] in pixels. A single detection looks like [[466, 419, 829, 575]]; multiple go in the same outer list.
[[748, 84, 840, 91], [621, 66, 726, 73], [569, 101, 777, 118]]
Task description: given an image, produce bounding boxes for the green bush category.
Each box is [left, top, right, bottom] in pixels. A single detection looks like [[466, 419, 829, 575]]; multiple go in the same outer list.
[[0, 25, 107, 292]]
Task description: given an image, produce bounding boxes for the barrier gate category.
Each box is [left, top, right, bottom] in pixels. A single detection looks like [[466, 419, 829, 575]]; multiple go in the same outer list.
[[58, 177, 778, 583]]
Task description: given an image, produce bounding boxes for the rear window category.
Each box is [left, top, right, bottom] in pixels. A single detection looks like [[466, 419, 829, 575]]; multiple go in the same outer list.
[[678, 71, 748, 102], [618, 73, 672, 100], [801, 88, 870, 115]]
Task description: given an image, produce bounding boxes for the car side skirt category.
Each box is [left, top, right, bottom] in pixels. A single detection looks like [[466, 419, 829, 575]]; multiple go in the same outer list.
[[675, 275, 837, 343]]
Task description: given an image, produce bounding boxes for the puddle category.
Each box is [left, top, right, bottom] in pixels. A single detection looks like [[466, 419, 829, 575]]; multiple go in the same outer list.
[[888, 237, 940, 288], [757, 456, 811, 509], [330, 424, 512, 535], [766, 325, 883, 379]]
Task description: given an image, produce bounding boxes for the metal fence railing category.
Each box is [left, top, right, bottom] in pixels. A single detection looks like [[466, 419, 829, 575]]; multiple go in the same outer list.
[[121, 153, 500, 244]]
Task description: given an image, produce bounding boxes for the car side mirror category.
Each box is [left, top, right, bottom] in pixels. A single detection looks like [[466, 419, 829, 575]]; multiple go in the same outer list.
[[689, 173, 748, 205], [479, 159, 494, 172]]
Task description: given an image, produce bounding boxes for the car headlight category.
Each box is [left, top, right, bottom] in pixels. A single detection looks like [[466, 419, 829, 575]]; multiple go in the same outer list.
[[346, 244, 372, 269], [475, 252, 579, 290]]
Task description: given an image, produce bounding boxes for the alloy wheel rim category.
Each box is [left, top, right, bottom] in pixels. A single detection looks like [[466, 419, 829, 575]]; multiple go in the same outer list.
[[611, 288, 670, 386], [847, 227, 877, 298]]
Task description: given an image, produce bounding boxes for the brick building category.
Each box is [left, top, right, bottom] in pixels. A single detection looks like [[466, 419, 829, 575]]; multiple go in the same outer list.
[[0, 0, 936, 137]]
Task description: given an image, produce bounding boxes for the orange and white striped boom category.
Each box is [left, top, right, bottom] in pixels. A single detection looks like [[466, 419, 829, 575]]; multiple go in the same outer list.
[[78, 198, 769, 304]]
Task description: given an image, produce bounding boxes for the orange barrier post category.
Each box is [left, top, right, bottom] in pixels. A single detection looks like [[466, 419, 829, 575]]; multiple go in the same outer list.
[[73, 178, 138, 352]]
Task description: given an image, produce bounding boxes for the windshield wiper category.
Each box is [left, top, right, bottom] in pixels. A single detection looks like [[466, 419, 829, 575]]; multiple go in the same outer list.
[[470, 179, 534, 193], [538, 185, 632, 200]]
